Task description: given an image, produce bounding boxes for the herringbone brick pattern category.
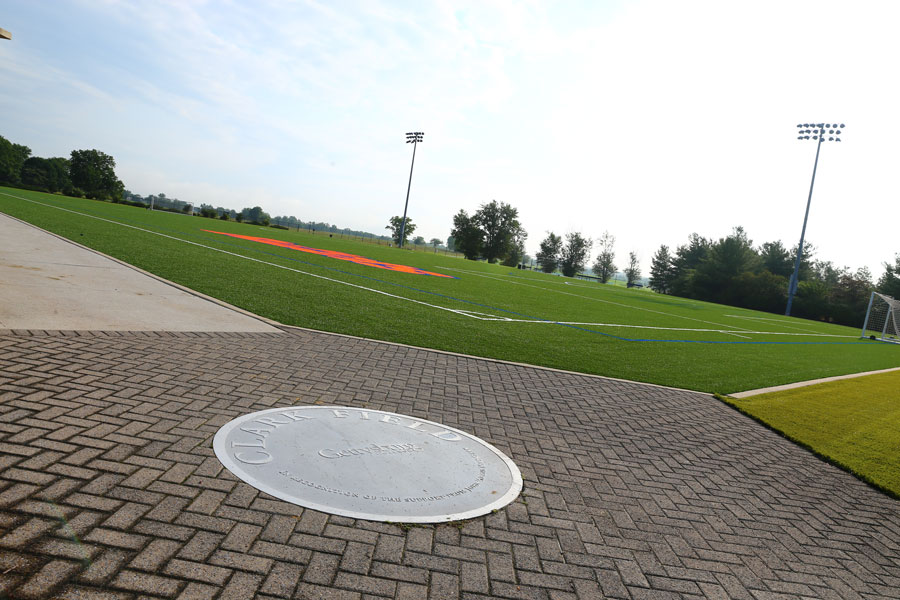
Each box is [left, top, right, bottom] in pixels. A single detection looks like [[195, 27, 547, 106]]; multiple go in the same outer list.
[[0, 328, 898, 599]]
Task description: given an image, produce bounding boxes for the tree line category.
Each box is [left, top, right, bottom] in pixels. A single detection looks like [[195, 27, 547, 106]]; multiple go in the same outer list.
[[385, 202, 526, 257], [1, 134, 124, 201], [533, 230, 643, 286], [646, 227, 899, 327], [436, 198, 898, 328], [122, 190, 195, 213], [272, 214, 388, 240], [382, 216, 446, 250]]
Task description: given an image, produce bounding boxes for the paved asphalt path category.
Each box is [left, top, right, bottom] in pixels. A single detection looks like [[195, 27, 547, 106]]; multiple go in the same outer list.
[[0, 217, 898, 599]]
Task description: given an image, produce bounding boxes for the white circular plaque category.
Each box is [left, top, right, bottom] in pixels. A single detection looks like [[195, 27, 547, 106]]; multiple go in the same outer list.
[[213, 406, 523, 523]]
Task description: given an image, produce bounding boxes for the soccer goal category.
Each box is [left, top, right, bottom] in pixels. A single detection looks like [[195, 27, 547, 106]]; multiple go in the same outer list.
[[861, 292, 900, 343]]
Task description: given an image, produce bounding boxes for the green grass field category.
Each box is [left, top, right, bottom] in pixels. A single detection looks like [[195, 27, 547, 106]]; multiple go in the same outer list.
[[3, 186, 899, 393], [723, 370, 900, 497]]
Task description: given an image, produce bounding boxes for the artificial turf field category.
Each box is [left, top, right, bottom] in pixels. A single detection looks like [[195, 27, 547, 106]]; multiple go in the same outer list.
[[2, 186, 899, 394]]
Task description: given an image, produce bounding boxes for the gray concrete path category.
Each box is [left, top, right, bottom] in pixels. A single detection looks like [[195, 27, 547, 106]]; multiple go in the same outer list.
[[0, 213, 279, 332]]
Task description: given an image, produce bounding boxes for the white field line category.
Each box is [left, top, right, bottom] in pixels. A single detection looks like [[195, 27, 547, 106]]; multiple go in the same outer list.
[[452, 315, 855, 337], [436, 265, 757, 334], [723, 313, 830, 334], [0, 192, 477, 318], [449, 310, 516, 321]]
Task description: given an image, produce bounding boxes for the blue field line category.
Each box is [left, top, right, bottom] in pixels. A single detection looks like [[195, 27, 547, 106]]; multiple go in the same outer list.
[[4, 197, 871, 346], [628, 337, 866, 345]]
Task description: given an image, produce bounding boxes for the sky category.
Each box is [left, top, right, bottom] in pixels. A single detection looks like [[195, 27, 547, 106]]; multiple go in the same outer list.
[[1, 0, 898, 278]]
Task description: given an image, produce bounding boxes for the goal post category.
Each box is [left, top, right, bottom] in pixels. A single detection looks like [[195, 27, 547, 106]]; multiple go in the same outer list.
[[861, 291, 900, 343]]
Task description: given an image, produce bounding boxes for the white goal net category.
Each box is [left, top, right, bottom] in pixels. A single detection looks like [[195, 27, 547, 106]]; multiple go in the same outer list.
[[861, 292, 900, 343]]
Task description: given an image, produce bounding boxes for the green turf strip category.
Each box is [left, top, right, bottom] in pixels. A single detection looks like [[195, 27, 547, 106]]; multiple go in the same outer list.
[[2, 187, 899, 393], [723, 370, 900, 497]]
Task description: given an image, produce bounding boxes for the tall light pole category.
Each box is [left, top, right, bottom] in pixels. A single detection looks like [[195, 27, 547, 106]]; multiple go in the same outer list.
[[785, 122, 843, 316], [399, 131, 423, 248]]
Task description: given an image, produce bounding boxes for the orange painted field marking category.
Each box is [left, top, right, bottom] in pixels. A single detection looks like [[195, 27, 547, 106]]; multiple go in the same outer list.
[[202, 231, 455, 278]]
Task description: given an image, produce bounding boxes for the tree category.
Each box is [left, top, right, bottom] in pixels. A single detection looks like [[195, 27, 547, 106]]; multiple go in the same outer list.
[[830, 267, 874, 325], [412, 235, 426, 246], [199, 204, 217, 218], [592, 231, 617, 283], [877, 254, 900, 298], [812, 259, 841, 289], [794, 279, 830, 321], [447, 201, 525, 263], [674, 233, 710, 268], [670, 233, 710, 290], [386, 216, 416, 246], [450, 210, 483, 260], [536, 232, 562, 273], [692, 227, 760, 304], [733, 270, 788, 313], [123, 189, 143, 204], [20, 156, 72, 193], [69, 149, 123, 200], [475, 200, 522, 264], [242, 206, 270, 225], [625, 252, 642, 287], [759, 240, 792, 278], [648, 245, 674, 293], [559, 232, 592, 277], [501, 226, 527, 267], [788, 240, 816, 283], [0, 136, 31, 185], [430, 238, 442, 253]]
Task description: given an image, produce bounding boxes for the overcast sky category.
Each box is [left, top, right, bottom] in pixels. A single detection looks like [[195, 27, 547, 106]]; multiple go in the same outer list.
[[2, 1, 898, 277]]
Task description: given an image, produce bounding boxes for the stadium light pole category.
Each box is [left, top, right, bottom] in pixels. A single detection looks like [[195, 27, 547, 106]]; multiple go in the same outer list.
[[785, 122, 844, 316], [399, 131, 423, 248]]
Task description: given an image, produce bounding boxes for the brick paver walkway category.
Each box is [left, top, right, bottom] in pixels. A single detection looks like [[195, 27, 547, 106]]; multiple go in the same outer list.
[[1, 327, 898, 599]]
